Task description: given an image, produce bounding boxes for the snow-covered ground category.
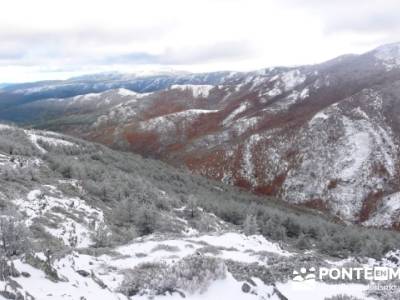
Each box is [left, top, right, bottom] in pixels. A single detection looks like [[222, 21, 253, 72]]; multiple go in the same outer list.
[[106, 232, 290, 271], [1, 169, 376, 300], [117, 88, 138, 97], [0, 161, 375, 300], [14, 185, 104, 248], [275, 280, 372, 300], [1, 230, 378, 300], [26, 131, 76, 153]]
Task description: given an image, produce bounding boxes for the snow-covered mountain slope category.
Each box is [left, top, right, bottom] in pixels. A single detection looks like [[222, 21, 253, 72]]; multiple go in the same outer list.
[[3, 43, 400, 229], [0, 71, 241, 112], [373, 42, 400, 71], [0, 88, 150, 125], [2, 124, 400, 299]]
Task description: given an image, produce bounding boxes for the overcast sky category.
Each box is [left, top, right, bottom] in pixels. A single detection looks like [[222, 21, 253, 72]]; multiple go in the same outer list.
[[1, 0, 399, 82]]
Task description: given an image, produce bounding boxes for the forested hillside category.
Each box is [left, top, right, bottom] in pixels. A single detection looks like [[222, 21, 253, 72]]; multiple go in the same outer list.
[[0, 124, 400, 299]]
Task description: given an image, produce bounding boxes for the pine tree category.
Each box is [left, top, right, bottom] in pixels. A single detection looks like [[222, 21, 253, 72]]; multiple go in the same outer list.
[[0, 215, 30, 258], [295, 233, 310, 250], [91, 222, 111, 248], [135, 205, 157, 236], [187, 195, 198, 218], [243, 215, 258, 236]]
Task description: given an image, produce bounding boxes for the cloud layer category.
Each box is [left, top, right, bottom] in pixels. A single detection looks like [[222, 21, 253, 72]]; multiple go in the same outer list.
[[0, 0, 399, 82]]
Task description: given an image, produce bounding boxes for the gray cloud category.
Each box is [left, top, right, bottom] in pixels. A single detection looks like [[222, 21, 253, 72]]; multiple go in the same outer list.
[[0, 24, 174, 67], [0, 26, 171, 45], [280, 0, 400, 39], [0, 36, 255, 75], [0, 48, 25, 60], [85, 41, 256, 66], [1, 0, 399, 82], [165, 41, 256, 65]]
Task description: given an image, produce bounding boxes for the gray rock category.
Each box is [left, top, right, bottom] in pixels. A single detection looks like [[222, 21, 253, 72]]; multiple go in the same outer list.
[[242, 283, 251, 293], [21, 272, 31, 278], [76, 270, 90, 277]]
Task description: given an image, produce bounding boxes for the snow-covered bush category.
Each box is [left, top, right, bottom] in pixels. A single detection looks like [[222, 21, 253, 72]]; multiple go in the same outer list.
[[111, 198, 161, 236], [295, 233, 311, 250], [170, 254, 226, 293], [0, 128, 37, 156], [0, 215, 31, 258], [0, 259, 20, 281], [324, 295, 363, 300], [134, 205, 158, 236], [119, 262, 167, 297], [25, 253, 61, 282], [243, 214, 258, 236], [91, 222, 112, 248], [119, 255, 226, 297]]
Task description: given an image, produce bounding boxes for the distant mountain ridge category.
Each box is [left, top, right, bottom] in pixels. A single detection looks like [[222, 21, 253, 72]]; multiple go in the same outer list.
[[0, 70, 240, 111]]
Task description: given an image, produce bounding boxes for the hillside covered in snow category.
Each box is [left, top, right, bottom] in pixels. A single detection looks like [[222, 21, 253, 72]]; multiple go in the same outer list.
[[3, 43, 400, 229], [1, 124, 400, 299]]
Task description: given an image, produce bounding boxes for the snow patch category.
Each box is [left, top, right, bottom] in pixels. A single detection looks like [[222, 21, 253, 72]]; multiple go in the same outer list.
[[26, 131, 75, 153], [231, 116, 259, 135], [364, 192, 400, 228], [12, 258, 124, 300], [71, 92, 102, 103], [276, 280, 372, 300], [0, 123, 12, 130], [309, 111, 329, 125], [117, 88, 137, 97], [223, 102, 249, 126], [140, 109, 219, 133], [14, 186, 104, 248], [170, 84, 214, 97], [374, 43, 400, 71], [241, 134, 262, 186], [104, 232, 290, 271], [340, 117, 372, 180], [265, 87, 281, 98], [281, 70, 306, 91], [300, 87, 309, 99]]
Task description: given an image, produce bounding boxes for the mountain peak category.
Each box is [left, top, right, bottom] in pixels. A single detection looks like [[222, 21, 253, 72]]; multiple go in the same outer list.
[[373, 42, 400, 70], [68, 69, 190, 82]]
